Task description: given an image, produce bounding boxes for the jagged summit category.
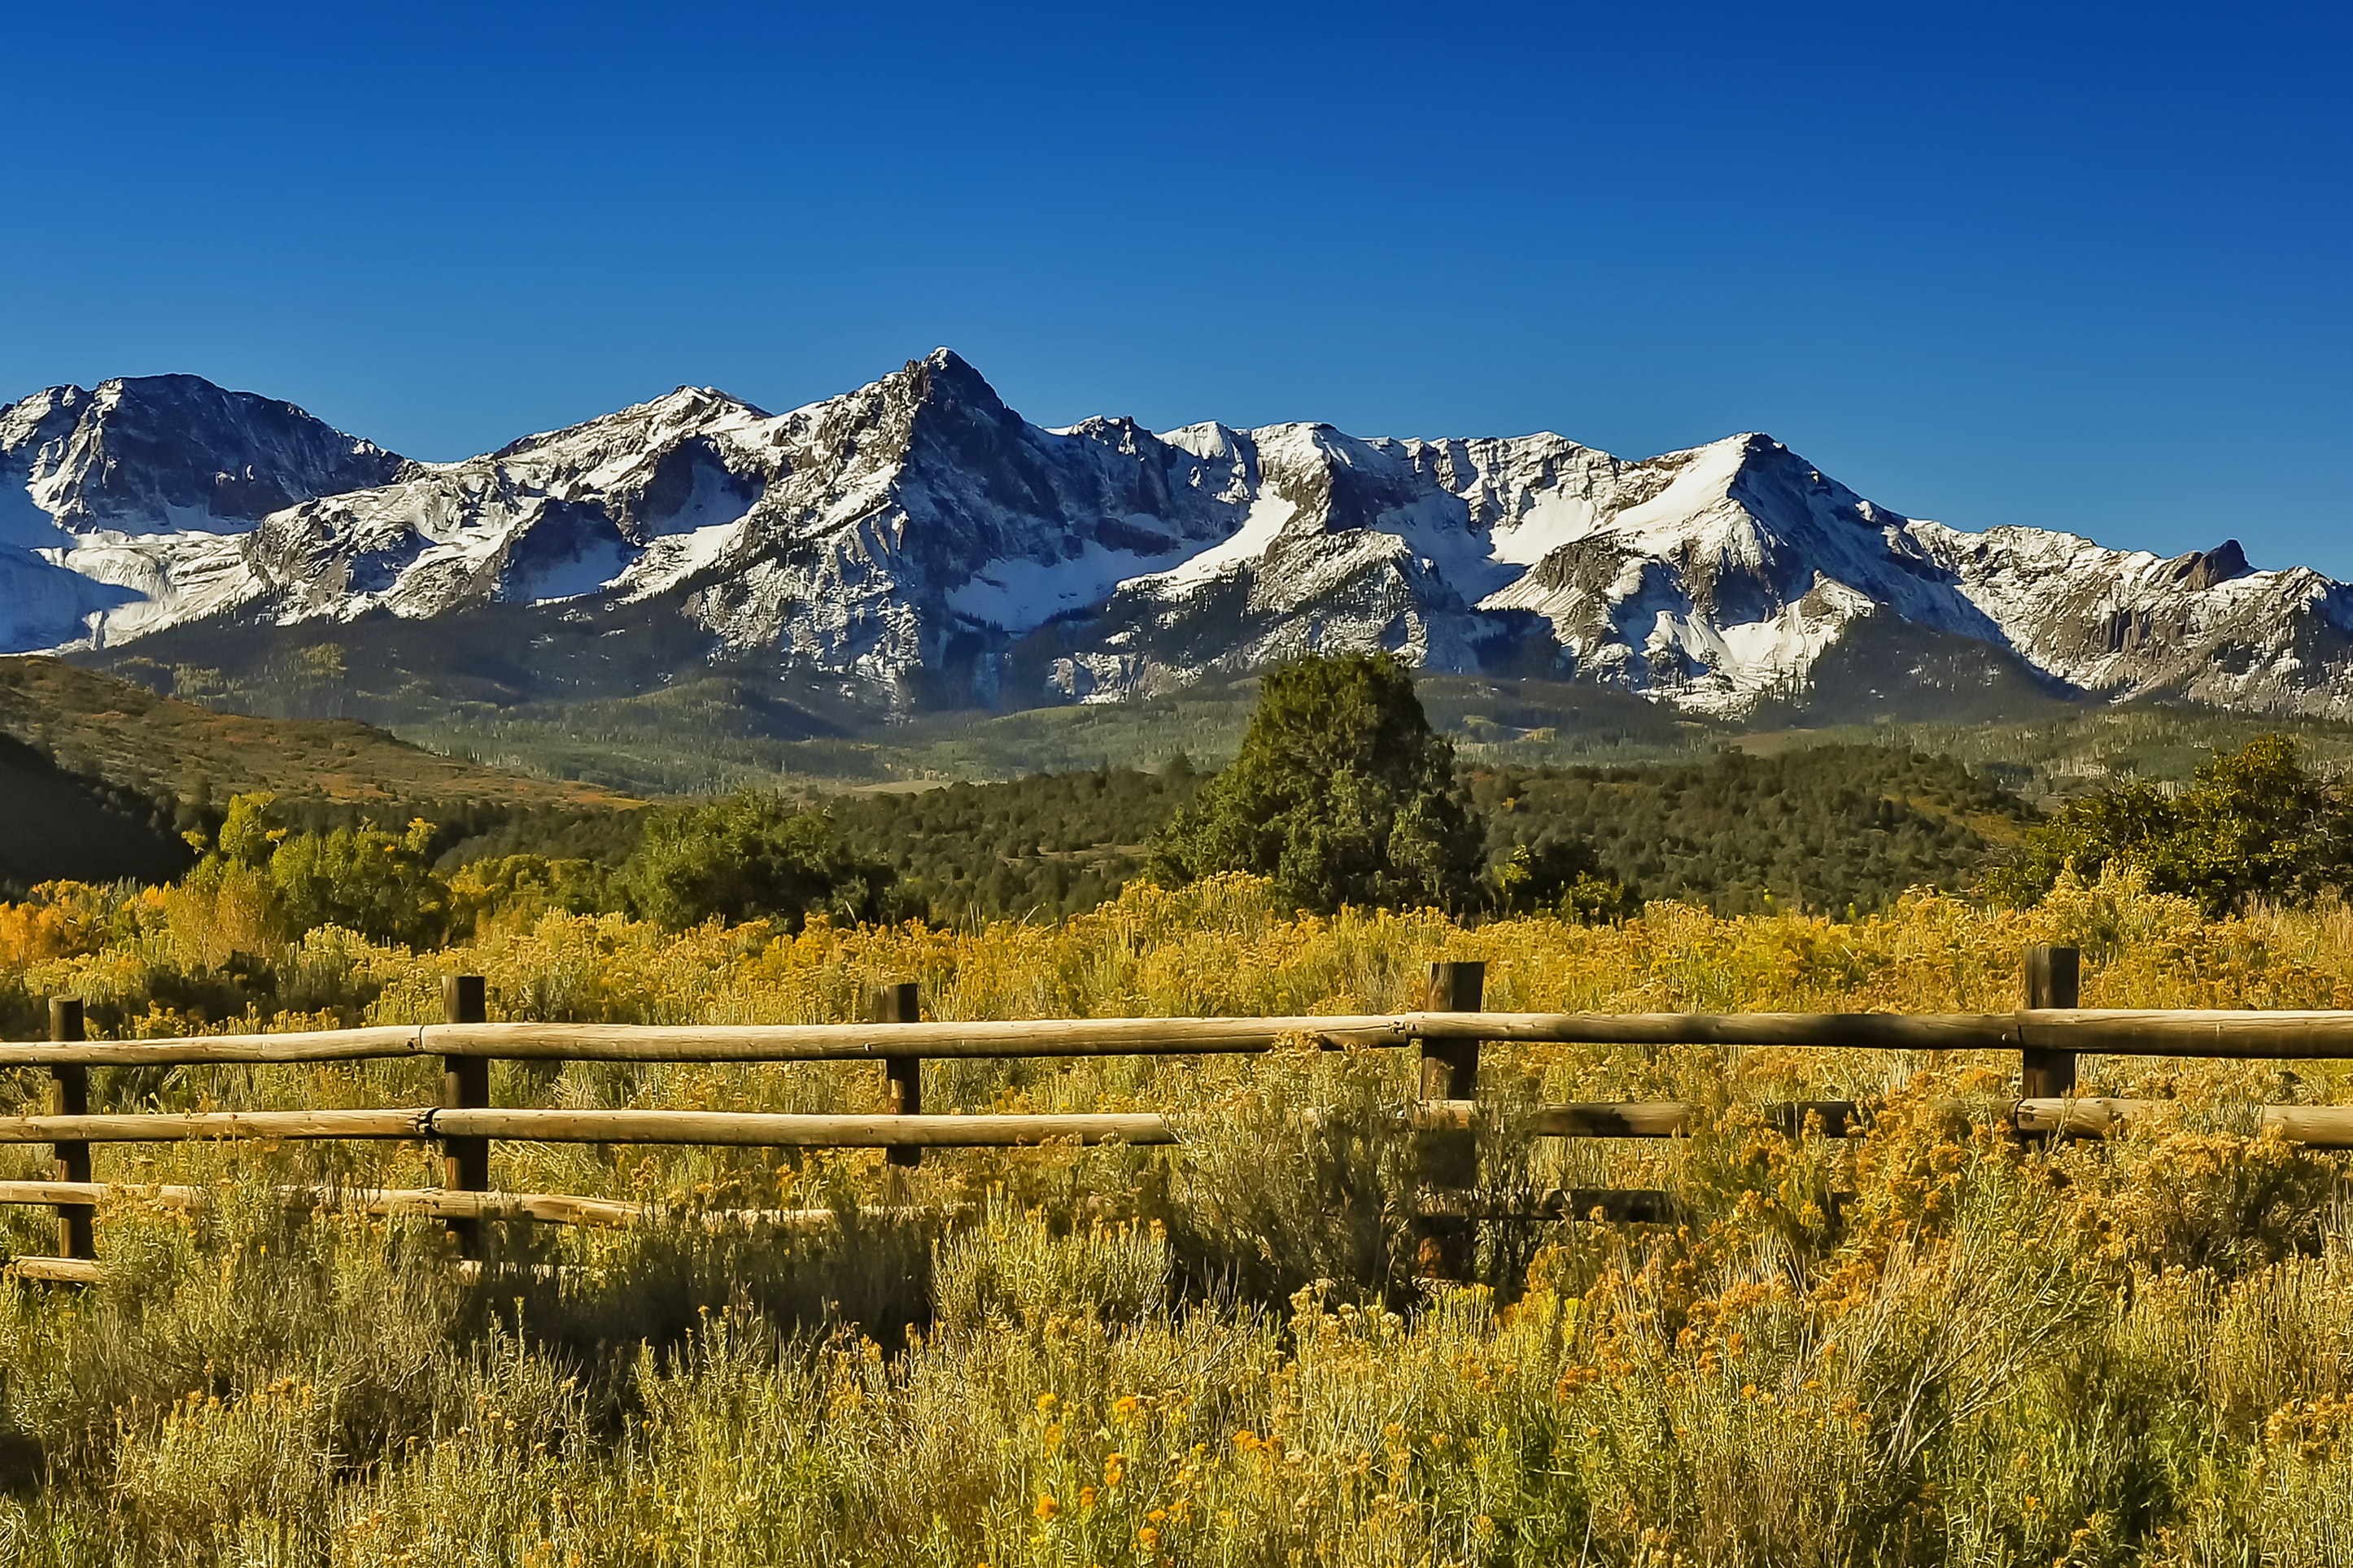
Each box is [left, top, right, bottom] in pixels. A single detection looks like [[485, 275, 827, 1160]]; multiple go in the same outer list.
[[2, 354, 2347, 722], [2171, 539, 2252, 590], [904, 347, 1006, 404], [0, 374, 408, 534], [0, 374, 413, 649]]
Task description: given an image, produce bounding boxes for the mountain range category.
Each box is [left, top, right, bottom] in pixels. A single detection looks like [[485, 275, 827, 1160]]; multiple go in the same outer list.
[[3, 350, 2346, 728]]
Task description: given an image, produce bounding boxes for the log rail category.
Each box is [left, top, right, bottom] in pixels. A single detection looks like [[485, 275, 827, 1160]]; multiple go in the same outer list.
[[9, 945, 2353, 1281], [16, 1007, 2353, 1066], [0, 1107, 1180, 1147]]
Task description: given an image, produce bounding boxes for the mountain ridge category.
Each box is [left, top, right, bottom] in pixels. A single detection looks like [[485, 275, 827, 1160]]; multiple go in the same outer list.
[[4, 350, 2346, 724]]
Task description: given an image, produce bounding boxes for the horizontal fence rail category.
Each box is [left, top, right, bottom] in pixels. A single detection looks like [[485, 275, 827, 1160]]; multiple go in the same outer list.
[[17, 1009, 2353, 1068], [0, 1110, 428, 1143], [0, 1103, 1729, 1147], [9, 946, 2353, 1285], [0, 1108, 1177, 1147], [2011, 1098, 2353, 1145], [0, 1181, 934, 1230]]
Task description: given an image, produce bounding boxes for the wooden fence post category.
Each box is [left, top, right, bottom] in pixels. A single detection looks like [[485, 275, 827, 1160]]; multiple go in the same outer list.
[[2023, 946, 2080, 1098], [49, 998, 93, 1262], [1417, 961, 1484, 1276], [441, 976, 490, 1259], [871, 983, 921, 1196], [1421, 961, 1485, 1102]]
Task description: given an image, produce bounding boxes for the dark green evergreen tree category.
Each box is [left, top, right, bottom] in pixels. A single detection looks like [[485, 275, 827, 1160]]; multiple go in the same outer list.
[[1147, 653, 1485, 911], [619, 791, 895, 931]]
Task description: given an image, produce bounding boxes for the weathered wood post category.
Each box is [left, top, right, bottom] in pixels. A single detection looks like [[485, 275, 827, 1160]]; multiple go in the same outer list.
[[1416, 961, 1484, 1276], [871, 982, 921, 1199], [49, 998, 93, 1262], [441, 976, 490, 1259], [2023, 946, 2080, 1098], [1421, 961, 1485, 1103]]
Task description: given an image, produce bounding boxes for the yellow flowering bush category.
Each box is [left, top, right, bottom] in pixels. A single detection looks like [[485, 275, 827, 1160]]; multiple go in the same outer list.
[[0, 864, 2345, 1562]]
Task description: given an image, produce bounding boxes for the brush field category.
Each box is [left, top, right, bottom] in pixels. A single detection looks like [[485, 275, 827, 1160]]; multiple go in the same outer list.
[[0, 871, 2350, 1565]]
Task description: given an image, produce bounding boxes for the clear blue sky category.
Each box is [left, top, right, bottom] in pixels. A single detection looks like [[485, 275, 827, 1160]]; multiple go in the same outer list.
[[7, 2, 2349, 570]]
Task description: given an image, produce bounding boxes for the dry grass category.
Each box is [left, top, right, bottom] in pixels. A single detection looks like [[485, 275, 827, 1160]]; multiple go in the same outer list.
[[0, 865, 2349, 1563]]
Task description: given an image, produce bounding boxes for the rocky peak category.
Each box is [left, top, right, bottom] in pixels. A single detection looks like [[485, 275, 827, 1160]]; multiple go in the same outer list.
[[10, 349, 2353, 729], [897, 348, 1018, 430], [2168, 539, 2253, 590], [0, 373, 408, 535]]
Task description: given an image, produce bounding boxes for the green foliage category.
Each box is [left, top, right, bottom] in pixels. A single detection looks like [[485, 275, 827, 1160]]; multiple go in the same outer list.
[[743, 740, 2024, 928], [427, 803, 646, 869], [618, 791, 897, 932], [1148, 653, 1485, 912], [1472, 745, 2032, 915], [823, 766, 1201, 924], [1987, 735, 2353, 914], [932, 1200, 1170, 1330], [267, 819, 447, 949], [177, 793, 450, 948], [819, 741, 2021, 925], [212, 791, 280, 868], [1485, 838, 1636, 923], [447, 854, 613, 930], [15, 727, 2042, 950]]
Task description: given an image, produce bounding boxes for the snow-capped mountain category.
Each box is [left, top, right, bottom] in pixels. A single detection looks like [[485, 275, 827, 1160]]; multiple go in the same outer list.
[[5, 351, 2349, 721], [216, 352, 1249, 705], [0, 375, 410, 649]]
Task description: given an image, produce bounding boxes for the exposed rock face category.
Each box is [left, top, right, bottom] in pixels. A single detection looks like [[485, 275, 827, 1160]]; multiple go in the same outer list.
[[0, 375, 410, 649], [0, 374, 407, 534], [4, 352, 2348, 719]]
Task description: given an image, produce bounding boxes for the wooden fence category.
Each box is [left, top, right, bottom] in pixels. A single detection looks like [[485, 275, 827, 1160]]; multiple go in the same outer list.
[[7, 946, 2353, 1284]]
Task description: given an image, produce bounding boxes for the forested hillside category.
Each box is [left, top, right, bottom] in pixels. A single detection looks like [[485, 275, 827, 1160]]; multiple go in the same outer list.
[[1809, 701, 2353, 806], [1471, 745, 2036, 915], [812, 744, 2032, 924], [0, 733, 192, 890], [824, 763, 1205, 924], [0, 653, 2038, 919], [0, 658, 639, 884]]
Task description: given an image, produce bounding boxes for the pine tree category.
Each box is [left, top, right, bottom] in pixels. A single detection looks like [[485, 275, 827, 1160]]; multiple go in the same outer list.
[[1148, 653, 1484, 911]]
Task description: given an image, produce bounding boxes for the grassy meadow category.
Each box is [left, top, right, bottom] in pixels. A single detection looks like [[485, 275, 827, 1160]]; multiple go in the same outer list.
[[0, 869, 2350, 1564]]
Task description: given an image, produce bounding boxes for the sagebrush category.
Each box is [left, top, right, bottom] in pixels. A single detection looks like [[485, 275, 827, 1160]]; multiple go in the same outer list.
[[0, 867, 2348, 1564]]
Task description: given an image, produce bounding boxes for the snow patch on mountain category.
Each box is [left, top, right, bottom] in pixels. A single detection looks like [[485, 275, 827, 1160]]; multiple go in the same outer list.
[[1, 375, 408, 537], [7, 352, 2352, 723], [949, 539, 1200, 631], [1136, 493, 1298, 593]]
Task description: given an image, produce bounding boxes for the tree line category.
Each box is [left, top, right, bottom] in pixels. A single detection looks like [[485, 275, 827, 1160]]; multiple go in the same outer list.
[[164, 654, 2061, 946], [1985, 732, 2353, 914], [172, 653, 2353, 945]]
